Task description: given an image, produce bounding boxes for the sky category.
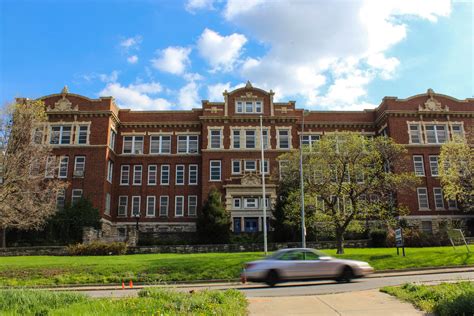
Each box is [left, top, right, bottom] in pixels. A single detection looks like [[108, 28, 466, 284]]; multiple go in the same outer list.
[[0, 0, 472, 111]]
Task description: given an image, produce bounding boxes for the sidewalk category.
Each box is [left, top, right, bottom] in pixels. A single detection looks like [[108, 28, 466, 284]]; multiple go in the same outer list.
[[248, 289, 423, 316]]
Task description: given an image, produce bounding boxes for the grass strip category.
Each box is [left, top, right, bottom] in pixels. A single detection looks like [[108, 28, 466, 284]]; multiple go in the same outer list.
[[0, 288, 248, 315], [381, 282, 474, 316]]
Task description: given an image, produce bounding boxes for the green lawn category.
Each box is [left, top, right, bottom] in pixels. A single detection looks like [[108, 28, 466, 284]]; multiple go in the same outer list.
[[0, 288, 248, 315], [381, 282, 474, 316], [0, 246, 472, 287]]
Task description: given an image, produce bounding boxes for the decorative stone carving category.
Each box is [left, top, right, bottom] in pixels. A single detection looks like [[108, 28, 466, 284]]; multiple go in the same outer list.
[[241, 172, 261, 185], [47, 86, 78, 111], [245, 80, 252, 88], [418, 88, 449, 112]]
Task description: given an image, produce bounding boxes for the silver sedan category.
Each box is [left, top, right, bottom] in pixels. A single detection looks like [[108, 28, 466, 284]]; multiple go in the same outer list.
[[241, 248, 374, 286]]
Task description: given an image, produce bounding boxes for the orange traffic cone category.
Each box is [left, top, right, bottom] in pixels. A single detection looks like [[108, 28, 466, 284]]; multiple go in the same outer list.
[[129, 279, 133, 289], [121, 281, 125, 290]]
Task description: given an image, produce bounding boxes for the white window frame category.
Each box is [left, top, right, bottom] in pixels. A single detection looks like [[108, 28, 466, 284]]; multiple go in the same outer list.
[[118, 196, 128, 217], [177, 135, 199, 154], [245, 130, 256, 149], [417, 187, 429, 210], [159, 196, 169, 217], [260, 159, 269, 174], [148, 165, 157, 185], [74, 156, 86, 177], [209, 129, 222, 149], [161, 165, 170, 185], [413, 155, 425, 176], [175, 196, 184, 217], [232, 130, 241, 149], [232, 160, 241, 175], [71, 189, 83, 205], [56, 188, 65, 210], [278, 130, 290, 149], [448, 199, 458, 210], [50, 125, 72, 145], [433, 187, 445, 210], [105, 193, 111, 215], [408, 123, 422, 144], [244, 160, 256, 172], [109, 129, 116, 150], [429, 156, 439, 177], [146, 196, 156, 217], [107, 160, 113, 183], [175, 164, 185, 185], [133, 165, 142, 185], [233, 198, 241, 209], [150, 135, 171, 154], [244, 197, 258, 209], [58, 156, 68, 178], [235, 100, 263, 114], [120, 165, 130, 185], [131, 196, 141, 217], [188, 195, 197, 217], [209, 160, 221, 181], [77, 125, 89, 145], [122, 135, 144, 154], [188, 164, 198, 185], [425, 124, 447, 144]]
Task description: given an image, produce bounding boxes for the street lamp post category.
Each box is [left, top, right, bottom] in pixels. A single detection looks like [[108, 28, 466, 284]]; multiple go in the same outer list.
[[260, 115, 268, 255], [300, 111, 307, 248]]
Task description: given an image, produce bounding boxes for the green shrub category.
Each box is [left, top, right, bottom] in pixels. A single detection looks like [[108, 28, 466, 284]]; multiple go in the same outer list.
[[370, 229, 387, 247], [66, 241, 127, 256], [386, 228, 450, 247]]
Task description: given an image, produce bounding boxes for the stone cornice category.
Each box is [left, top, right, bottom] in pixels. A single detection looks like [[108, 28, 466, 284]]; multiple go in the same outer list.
[[120, 121, 201, 128], [375, 110, 474, 126], [199, 116, 298, 123], [303, 121, 375, 129]]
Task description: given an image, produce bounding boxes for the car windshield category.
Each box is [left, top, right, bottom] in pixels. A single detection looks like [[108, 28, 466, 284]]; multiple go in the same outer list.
[[265, 249, 331, 260]]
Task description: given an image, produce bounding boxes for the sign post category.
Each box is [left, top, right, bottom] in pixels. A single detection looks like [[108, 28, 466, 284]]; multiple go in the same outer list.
[[395, 227, 405, 256]]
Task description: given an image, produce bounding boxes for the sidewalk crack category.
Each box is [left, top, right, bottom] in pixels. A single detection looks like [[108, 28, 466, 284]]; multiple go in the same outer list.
[[314, 296, 341, 316]]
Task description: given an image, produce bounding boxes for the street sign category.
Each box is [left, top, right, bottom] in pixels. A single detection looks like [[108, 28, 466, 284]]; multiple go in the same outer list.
[[395, 227, 405, 256]]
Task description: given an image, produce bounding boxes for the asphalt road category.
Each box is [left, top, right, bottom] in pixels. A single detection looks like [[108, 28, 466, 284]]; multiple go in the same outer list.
[[81, 271, 474, 298]]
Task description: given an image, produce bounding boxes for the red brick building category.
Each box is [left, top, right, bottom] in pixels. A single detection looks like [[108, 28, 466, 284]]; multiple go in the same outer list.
[[30, 83, 473, 239]]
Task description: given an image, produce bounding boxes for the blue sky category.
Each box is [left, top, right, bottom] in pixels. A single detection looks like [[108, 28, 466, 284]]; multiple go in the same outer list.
[[1, 0, 472, 111]]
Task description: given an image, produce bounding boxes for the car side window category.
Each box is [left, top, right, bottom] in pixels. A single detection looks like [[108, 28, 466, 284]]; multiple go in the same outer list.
[[304, 251, 319, 260], [279, 251, 304, 261]]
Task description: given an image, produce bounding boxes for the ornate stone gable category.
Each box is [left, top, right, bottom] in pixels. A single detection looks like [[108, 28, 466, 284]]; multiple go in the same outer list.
[[418, 88, 449, 112], [241, 172, 261, 185], [47, 86, 79, 112]]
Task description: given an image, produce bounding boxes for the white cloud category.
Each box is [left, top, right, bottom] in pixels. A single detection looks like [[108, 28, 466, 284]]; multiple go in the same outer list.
[[197, 28, 247, 72], [151, 46, 192, 75], [223, 0, 451, 109], [120, 36, 142, 50], [178, 81, 201, 109], [100, 82, 171, 111], [127, 55, 138, 64], [207, 82, 230, 101], [185, 0, 217, 12]]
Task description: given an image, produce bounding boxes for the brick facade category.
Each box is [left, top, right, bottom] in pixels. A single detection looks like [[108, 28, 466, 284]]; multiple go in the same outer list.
[[28, 84, 473, 239]]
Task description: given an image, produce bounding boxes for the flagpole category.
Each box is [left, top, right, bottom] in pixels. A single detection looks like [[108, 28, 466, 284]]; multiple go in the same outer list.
[[260, 115, 268, 255]]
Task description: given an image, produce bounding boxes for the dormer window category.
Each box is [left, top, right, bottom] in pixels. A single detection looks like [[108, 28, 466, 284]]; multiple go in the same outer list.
[[236, 100, 263, 114]]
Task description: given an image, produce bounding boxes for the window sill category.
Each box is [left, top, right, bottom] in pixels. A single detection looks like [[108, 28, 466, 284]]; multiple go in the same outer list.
[[120, 183, 130, 186], [418, 208, 431, 211]]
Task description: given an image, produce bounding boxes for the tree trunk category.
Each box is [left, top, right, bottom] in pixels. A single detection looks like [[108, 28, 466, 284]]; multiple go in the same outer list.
[[335, 228, 344, 254], [1, 228, 6, 248]]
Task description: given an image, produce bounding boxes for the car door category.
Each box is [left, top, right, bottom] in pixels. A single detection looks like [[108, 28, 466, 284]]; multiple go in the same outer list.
[[300, 250, 333, 278], [276, 250, 307, 279]]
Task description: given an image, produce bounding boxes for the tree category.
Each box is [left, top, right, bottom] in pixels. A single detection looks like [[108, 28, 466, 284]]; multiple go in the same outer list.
[[279, 132, 418, 254], [0, 100, 67, 247], [197, 188, 231, 244], [439, 138, 473, 212]]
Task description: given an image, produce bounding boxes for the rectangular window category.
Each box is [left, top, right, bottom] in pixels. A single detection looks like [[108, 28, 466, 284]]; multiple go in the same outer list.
[[71, 189, 83, 205], [148, 165, 157, 185], [77, 125, 88, 144], [413, 155, 425, 176], [417, 187, 429, 210], [237, 100, 263, 113], [261, 160, 269, 174], [210, 160, 221, 181], [278, 130, 290, 149], [133, 165, 142, 185], [159, 196, 169, 216], [262, 129, 269, 149], [105, 193, 111, 215], [175, 196, 184, 217], [233, 198, 241, 209], [175, 165, 185, 185], [245, 101, 253, 113], [255, 101, 262, 113], [177, 135, 199, 153], [233, 130, 240, 148], [409, 124, 421, 144], [58, 156, 68, 178], [210, 129, 222, 149], [120, 165, 130, 185], [122, 136, 144, 154], [118, 196, 128, 217], [425, 125, 447, 144], [150, 135, 171, 154], [188, 164, 198, 185], [244, 197, 258, 209], [61, 126, 72, 144], [429, 156, 439, 176], [146, 196, 156, 217], [188, 195, 197, 216], [232, 160, 241, 174], [301, 135, 320, 150], [56, 189, 65, 210], [448, 199, 458, 210], [451, 124, 463, 139], [433, 188, 444, 209], [109, 129, 116, 150], [161, 165, 170, 185], [131, 196, 141, 217], [50, 125, 72, 145], [245, 130, 256, 148], [107, 160, 113, 183], [244, 160, 256, 172], [421, 221, 433, 233], [236, 101, 243, 113]]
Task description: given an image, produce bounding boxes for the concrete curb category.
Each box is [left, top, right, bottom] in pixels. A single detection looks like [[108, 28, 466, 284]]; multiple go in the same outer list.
[[2, 265, 473, 291]]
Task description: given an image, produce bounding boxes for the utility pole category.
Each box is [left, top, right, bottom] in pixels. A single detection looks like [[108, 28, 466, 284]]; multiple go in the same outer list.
[[260, 115, 268, 255]]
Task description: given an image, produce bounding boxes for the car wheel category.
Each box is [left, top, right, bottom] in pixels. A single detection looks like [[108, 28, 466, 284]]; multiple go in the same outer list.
[[337, 266, 354, 283], [265, 270, 280, 287]]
